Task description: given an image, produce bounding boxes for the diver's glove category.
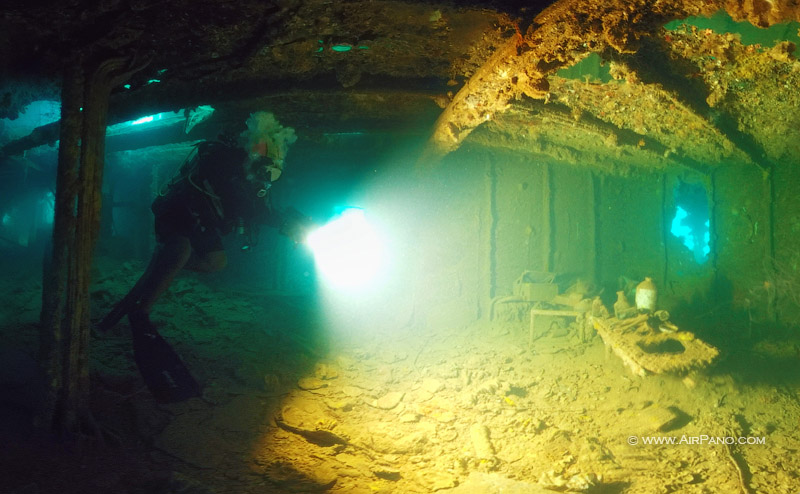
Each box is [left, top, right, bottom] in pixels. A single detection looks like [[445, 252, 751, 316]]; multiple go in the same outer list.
[[279, 206, 315, 245]]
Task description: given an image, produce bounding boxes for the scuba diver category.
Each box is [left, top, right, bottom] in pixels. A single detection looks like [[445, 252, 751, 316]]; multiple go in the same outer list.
[[99, 113, 311, 403]]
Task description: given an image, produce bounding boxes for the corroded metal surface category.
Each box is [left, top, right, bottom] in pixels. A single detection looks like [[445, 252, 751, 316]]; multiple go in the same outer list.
[[425, 0, 800, 169], [593, 316, 719, 376]]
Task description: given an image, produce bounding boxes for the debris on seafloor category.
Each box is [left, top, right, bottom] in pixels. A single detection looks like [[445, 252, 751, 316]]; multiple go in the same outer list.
[[643, 404, 684, 432], [373, 468, 402, 481], [515, 271, 559, 302], [263, 460, 338, 493], [274, 416, 350, 447], [539, 470, 600, 492], [591, 296, 611, 318], [371, 391, 405, 410], [448, 472, 558, 493], [528, 308, 584, 349], [592, 315, 719, 376], [297, 377, 328, 391], [469, 423, 498, 469]]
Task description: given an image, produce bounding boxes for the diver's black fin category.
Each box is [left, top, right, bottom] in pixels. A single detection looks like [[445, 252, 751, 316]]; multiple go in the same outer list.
[[97, 254, 158, 332], [129, 312, 201, 403], [97, 287, 141, 332]]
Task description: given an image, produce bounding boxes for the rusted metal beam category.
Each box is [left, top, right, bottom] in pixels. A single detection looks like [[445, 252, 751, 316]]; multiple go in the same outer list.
[[421, 0, 800, 164]]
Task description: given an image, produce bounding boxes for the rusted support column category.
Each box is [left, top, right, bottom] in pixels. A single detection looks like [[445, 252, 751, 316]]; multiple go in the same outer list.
[[40, 60, 84, 432], [39, 55, 143, 436], [70, 58, 118, 425]]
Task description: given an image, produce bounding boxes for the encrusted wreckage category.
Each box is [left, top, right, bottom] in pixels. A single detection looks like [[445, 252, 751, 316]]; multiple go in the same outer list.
[[593, 315, 719, 377], [425, 0, 800, 174]]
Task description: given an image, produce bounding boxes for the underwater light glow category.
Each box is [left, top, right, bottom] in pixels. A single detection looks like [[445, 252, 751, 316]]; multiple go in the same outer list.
[[131, 115, 155, 125], [671, 207, 694, 250], [2, 213, 11, 226], [0, 100, 61, 140], [670, 206, 710, 262], [41, 191, 55, 224], [106, 107, 211, 136], [306, 208, 384, 289]]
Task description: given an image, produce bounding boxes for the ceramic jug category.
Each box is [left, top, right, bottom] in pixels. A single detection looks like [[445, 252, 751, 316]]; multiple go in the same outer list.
[[613, 291, 631, 319], [635, 277, 657, 313]]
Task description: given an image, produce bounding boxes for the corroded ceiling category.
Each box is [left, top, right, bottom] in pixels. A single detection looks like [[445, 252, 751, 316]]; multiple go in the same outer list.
[[1, 0, 799, 173], [425, 0, 800, 172]]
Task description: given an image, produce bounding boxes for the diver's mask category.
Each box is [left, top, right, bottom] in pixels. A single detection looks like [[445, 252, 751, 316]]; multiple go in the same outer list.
[[248, 156, 283, 198]]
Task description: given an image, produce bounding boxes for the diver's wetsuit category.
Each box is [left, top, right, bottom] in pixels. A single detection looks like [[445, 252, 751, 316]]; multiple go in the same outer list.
[[120, 142, 277, 402], [100, 140, 308, 403], [151, 141, 279, 253]]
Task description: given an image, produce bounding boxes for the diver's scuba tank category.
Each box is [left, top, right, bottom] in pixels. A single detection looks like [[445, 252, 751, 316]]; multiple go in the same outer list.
[[237, 217, 255, 250]]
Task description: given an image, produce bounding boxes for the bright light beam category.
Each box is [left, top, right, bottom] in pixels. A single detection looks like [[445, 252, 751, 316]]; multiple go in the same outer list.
[[306, 208, 384, 290]]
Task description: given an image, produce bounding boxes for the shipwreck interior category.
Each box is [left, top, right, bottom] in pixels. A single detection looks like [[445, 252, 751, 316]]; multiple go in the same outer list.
[[2, 0, 800, 493]]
